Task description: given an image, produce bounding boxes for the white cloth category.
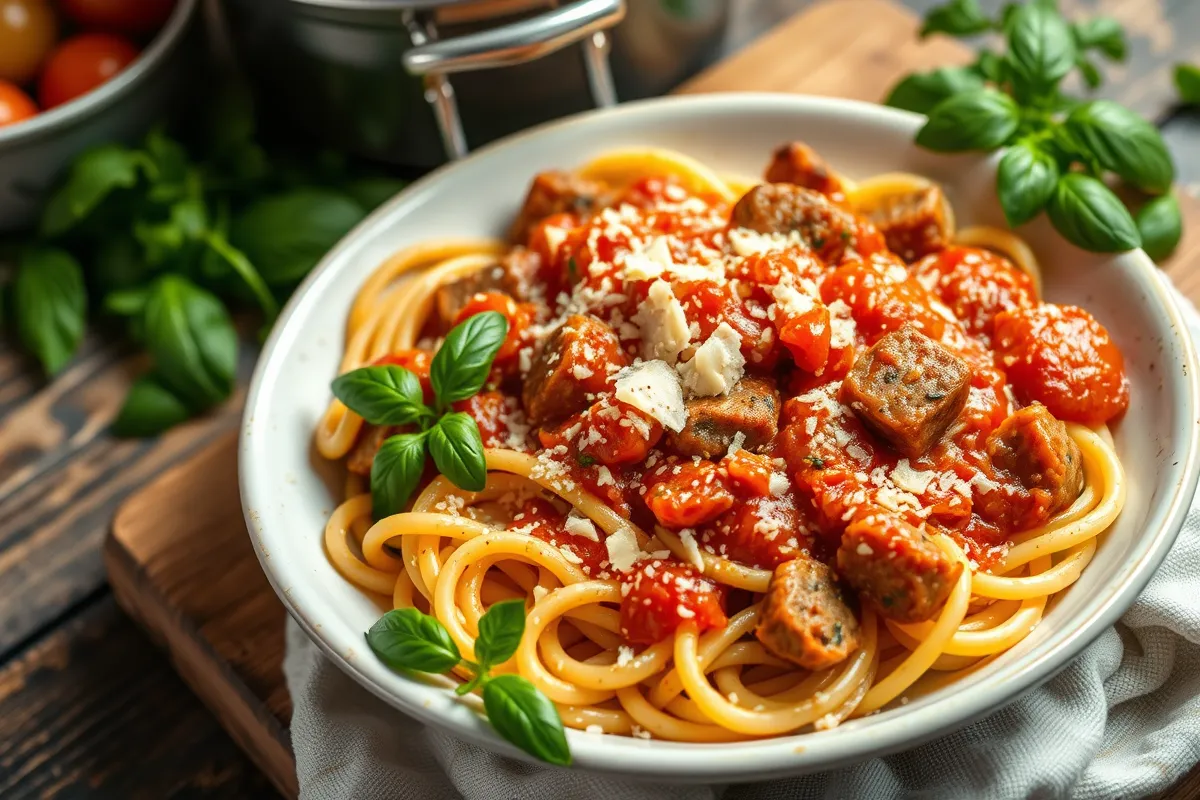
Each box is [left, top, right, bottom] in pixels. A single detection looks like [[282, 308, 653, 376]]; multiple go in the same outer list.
[[284, 281, 1200, 800]]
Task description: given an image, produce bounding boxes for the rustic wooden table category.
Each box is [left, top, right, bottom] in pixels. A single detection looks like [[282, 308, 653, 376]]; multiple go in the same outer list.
[[2, 1, 1200, 797]]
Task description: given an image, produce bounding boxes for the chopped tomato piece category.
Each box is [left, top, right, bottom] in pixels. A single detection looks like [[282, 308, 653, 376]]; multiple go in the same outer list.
[[701, 495, 812, 570], [619, 559, 727, 644], [729, 250, 825, 286], [821, 252, 948, 345], [641, 458, 734, 529], [510, 498, 607, 576], [452, 391, 529, 450], [721, 450, 773, 496], [992, 304, 1129, 425], [453, 291, 534, 366], [538, 396, 663, 466], [374, 349, 433, 403], [778, 304, 831, 373], [912, 246, 1036, 339]]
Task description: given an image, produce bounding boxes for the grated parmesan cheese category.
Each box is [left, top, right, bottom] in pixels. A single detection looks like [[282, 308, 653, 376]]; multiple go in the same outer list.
[[615, 360, 687, 432], [564, 510, 600, 542], [633, 279, 691, 364], [605, 526, 642, 572], [768, 473, 790, 496], [677, 322, 745, 397], [678, 528, 704, 571]]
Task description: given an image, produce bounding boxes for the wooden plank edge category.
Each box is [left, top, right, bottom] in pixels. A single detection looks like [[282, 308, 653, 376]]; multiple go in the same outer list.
[[103, 530, 298, 799]]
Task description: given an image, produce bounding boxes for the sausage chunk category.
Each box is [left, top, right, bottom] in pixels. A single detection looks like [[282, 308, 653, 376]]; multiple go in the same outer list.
[[764, 142, 848, 204], [983, 403, 1084, 524], [756, 557, 861, 670], [434, 249, 540, 328], [668, 376, 780, 458], [862, 185, 952, 263], [731, 184, 880, 264], [522, 314, 628, 426], [510, 170, 616, 243], [841, 325, 969, 458], [837, 513, 962, 623]]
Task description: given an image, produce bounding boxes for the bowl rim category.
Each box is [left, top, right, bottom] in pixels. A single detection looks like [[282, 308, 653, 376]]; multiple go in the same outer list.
[[240, 92, 1200, 780], [0, 0, 199, 148]]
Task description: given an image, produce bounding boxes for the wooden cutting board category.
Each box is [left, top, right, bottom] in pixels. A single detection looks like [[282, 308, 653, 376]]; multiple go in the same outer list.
[[103, 2, 1200, 797]]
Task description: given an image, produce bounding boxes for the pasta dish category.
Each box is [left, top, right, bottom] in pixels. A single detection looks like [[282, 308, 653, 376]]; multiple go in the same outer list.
[[315, 141, 1128, 745]]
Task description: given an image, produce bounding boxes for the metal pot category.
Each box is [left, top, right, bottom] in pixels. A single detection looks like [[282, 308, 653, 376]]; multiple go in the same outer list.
[[218, 0, 730, 166]]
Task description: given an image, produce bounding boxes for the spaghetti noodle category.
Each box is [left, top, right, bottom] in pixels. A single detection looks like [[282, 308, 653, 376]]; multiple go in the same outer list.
[[318, 142, 1127, 742]]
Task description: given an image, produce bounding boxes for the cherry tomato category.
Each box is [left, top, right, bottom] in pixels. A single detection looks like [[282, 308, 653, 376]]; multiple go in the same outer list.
[[0, 0, 57, 84], [38, 33, 140, 110], [0, 80, 37, 127], [58, 0, 175, 35]]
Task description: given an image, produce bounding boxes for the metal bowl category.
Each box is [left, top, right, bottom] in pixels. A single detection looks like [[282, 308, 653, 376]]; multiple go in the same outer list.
[[0, 0, 204, 233]]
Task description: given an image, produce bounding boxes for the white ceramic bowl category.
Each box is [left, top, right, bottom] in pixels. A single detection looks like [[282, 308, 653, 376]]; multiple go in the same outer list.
[[240, 94, 1200, 782]]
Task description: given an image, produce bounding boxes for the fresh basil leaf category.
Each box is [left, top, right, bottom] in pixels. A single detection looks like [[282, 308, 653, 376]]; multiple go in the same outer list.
[[40, 144, 148, 238], [1176, 63, 1200, 106], [343, 178, 408, 213], [430, 311, 509, 406], [1065, 100, 1175, 194], [371, 432, 429, 520], [14, 247, 86, 375], [915, 89, 1021, 152], [367, 608, 461, 674], [1077, 58, 1102, 90], [973, 49, 1006, 82], [1072, 17, 1126, 61], [1047, 173, 1141, 253], [919, 0, 990, 39], [112, 374, 194, 437], [143, 128, 194, 205], [105, 287, 152, 317], [142, 275, 238, 410], [428, 413, 487, 492], [332, 365, 430, 426], [884, 67, 985, 115], [1005, 2, 1076, 90], [997, 141, 1060, 227], [134, 196, 209, 269], [93, 234, 152, 293], [203, 229, 279, 322], [475, 598, 527, 668], [483, 674, 571, 766], [1136, 194, 1182, 262], [230, 189, 366, 288]]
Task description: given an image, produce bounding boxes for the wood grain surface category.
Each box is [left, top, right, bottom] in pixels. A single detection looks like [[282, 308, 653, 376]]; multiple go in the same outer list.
[[5, 0, 1200, 797]]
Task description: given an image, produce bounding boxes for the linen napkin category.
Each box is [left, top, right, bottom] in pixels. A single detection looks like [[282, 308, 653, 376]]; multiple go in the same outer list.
[[283, 276, 1200, 800]]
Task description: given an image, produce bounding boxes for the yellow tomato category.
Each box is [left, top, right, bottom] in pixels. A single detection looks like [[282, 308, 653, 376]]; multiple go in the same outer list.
[[0, 0, 58, 85]]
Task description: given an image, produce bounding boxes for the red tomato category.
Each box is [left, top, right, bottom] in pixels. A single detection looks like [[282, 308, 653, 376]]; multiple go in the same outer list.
[[0, 80, 37, 127], [374, 349, 433, 403], [538, 397, 663, 467], [911, 246, 1036, 339], [821, 252, 949, 345], [38, 33, 139, 110], [59, 0, 175, 35], [452, 391, 527, 450], [778, 304, 831, 373], [641, 458, 734, 529], [0, 0, 57, 84], [701, 495, 812, 570], [992, 304, 1129, 425], [619, 559, 727, 645], [510, 498, 608, 576], [453, 291, 533, 367], [721, 450, 773, 496]]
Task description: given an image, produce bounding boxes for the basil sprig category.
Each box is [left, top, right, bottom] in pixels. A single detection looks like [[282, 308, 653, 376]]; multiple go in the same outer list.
[[332, 310, 508, 519], [366, 599, 571, 766], [886, 1, 1180, 260]]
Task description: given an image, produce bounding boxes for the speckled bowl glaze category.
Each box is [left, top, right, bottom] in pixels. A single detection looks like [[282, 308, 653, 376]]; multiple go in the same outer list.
[[240, 94, 1200, 782]]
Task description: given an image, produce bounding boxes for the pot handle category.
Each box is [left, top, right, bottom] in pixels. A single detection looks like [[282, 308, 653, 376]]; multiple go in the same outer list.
[[403, 0, 626, 161]]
